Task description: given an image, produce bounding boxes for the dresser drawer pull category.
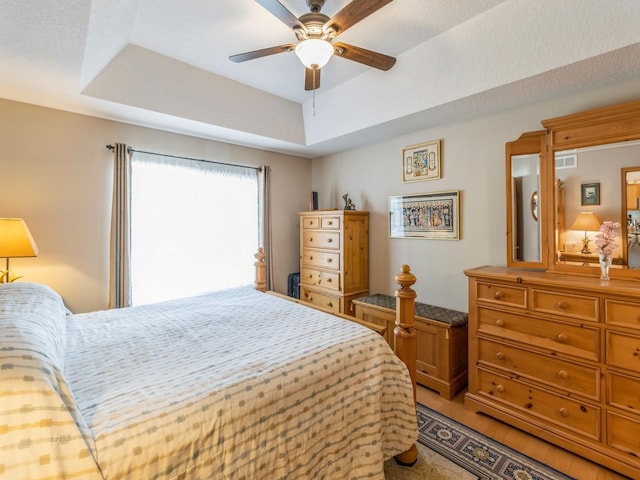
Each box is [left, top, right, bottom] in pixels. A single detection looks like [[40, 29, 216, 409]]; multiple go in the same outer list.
[[496, 352, 505, 360], [556, 333, 569, 343], [556, 301, 569, 310], [327, 258, 333, 263], [494, 291, 505, 300], [309, 237, 313, 242], [327, 221, 333, 225], [496, 384, 505, 393], [327, 302, 333, 307], [558, 407, 569, 417], [557, 370, 569, 379], [326, 278, 332, 283], [327, 238, 333, 243], [495, 319, 505, 327]]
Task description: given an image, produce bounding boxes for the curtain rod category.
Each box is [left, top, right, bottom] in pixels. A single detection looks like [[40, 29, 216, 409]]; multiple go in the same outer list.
[[106, 144, 261, 171]]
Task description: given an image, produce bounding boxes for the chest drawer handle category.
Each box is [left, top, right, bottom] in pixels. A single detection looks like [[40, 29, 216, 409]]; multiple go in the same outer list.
[[327, 238, 333, 243], [496, 384, 505, 393], [495, 319, 505, 327], [326, 278, 332, 283], [557, 301, 569, 310], [309, 237, 314, 242], [557, 370, 569, 379], [327, 221, 333, 226], [327, 302, 333, 308], [494, 291, 505, 300], [495, 352, 505, 360], [556, 333, 569, 343], [327, 258, 333, 263], [558, 407, 569, 417]]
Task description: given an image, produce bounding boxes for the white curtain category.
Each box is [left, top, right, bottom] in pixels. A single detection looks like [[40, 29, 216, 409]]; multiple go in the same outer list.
[[108, 143, 132, 309], [129, 151, 261, 305]]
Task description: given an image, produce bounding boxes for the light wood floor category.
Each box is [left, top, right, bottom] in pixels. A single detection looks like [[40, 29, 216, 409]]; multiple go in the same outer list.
[[416, 385, 632, 480]]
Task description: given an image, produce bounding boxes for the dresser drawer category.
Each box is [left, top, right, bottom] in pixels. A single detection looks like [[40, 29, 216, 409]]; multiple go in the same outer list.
[[301, 248, 340, 270], [531, 289, 598, 322], [607, 331, 640, 373], [300, 267, 340, 291], [476, 282, 526, 309], [321, 216, 341, 230], [606, 411, 640, 458], [301, 216, 319, 229], [607, 371, 640, 414], [477, 368, 600, 440], [477, 307, 599, 361], [300, 287, 340, 314], [302, 231, 340, 250], [606, 299, 640, 331], [477, 338, 599, 399]]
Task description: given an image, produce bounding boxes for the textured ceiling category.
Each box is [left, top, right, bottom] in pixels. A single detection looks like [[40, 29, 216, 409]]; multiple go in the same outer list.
[[1, 0, 640, 158]]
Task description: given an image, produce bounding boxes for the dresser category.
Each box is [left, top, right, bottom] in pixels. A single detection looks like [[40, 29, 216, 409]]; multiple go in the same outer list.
[[465, 266, 640, 478], [299, 210, 368, 316]]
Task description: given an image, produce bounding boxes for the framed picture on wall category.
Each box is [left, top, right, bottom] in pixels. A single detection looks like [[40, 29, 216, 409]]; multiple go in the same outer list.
[[389, 190, 460, 239], [402, 139, 441, 182], [581, 182, 600, 206]]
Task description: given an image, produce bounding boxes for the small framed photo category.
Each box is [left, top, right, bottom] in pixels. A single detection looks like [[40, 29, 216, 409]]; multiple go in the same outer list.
[[402, 140, 441, 182], [581, 182, 600, 206], [389, 190, 460, 239]]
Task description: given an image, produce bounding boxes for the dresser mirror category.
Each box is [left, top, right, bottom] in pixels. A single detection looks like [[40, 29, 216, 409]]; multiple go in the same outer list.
[[505, 131, 548, 269], [542, 99, 640, 279]]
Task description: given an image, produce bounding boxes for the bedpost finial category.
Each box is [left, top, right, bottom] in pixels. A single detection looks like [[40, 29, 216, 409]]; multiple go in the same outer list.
[[395, 264, 416, 291]]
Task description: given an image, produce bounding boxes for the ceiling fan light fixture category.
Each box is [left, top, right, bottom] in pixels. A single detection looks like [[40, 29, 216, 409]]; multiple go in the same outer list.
[[295, 38, 334, 69]]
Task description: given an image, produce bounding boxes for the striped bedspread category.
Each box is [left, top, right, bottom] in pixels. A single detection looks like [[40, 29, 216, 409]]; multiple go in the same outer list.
[[1, 283, 417, 480]]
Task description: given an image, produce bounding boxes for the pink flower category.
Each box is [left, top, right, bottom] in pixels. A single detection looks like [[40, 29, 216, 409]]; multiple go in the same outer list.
[[594, 221, 620, 256]]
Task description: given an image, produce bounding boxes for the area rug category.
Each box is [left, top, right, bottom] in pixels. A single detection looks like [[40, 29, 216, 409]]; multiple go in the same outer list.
[[385, 403, 575, 480]]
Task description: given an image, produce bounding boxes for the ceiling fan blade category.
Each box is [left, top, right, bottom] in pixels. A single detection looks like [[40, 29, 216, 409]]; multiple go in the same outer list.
[[333, 42, 396, 71], [229, 44, 296, 63], [305, 68, 321, 91], [324, 0, 393, 36], [255, 0, 307, 32]]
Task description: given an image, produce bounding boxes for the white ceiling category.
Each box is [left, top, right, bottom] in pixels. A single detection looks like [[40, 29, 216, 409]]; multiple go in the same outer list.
[[2, 0, 640, 159]]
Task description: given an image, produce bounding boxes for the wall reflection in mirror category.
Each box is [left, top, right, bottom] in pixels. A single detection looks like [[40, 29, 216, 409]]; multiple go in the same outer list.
[[555, 141, 640, 269], [511, 153, 540, 262]]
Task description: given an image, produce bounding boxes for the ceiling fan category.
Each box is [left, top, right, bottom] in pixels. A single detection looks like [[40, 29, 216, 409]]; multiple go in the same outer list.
[[229, 0, 396, 91]]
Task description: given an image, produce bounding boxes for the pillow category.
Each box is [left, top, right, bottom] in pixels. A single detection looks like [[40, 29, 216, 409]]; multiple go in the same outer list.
[[0, 282, 68, 370]]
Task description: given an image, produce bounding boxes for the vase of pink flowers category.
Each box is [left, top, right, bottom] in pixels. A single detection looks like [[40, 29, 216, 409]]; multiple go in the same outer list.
[[594, 221, 620, 280]]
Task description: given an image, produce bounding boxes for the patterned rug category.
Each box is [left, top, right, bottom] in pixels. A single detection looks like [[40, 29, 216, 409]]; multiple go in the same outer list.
[[385, 403, 575, 480]]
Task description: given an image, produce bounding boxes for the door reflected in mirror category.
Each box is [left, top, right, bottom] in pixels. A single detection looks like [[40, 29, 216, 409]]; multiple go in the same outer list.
[[511, 153, 541, 262], [624, 166, 640, 269]]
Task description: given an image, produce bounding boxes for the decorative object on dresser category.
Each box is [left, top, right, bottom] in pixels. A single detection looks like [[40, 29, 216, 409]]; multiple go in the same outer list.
[[299, 209, 368, 316], [402, 139, 442, 182], [470, 97, 640, 479], [353, 294, 468, 400], [389, 191, 460, 240], [0, 218, 39, 283]]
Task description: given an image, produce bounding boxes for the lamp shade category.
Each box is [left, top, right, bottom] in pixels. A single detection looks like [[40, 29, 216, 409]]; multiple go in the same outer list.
[[0, 218, 39, 258], [295, 39, 334, 69], [570, 212, 601, 232]]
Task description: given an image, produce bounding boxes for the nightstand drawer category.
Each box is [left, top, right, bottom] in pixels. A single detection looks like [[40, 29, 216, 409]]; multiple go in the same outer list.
[[478, 337, 599, 399], [476, 282, 526, 309], [477, 368, 600, 440], [300, 267, 340, 291], [531, 289, 598, 322], [302, 231, 340, 249], [606, 299, 640, 330], [301, 249, 340, 270], [477, 307, 599, 361]]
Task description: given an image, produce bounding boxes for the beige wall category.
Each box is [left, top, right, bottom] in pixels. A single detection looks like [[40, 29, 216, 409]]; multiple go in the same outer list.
[[311, 78, 640, 312], [0, 99, 310, 313]]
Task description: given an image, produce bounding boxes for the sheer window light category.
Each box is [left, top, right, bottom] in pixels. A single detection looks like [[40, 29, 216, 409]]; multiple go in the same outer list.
[[131, 152, 258, 305]]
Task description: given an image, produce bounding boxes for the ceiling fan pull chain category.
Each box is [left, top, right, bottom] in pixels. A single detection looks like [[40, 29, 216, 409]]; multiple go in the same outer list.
[[313, 70, 317, 116]]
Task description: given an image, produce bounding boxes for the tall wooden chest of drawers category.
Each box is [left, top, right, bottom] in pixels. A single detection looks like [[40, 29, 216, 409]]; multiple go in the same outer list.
[[465, 266, 640, 478], [299, 210, 368, 316]]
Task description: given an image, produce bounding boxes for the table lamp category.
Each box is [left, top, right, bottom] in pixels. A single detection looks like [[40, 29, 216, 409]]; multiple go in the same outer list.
[[570, 212, 601, 254], [0, 218, 39, 283]]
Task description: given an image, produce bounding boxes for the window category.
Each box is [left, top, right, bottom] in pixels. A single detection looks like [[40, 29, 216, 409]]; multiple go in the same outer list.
[[130, 152, 259, 305]]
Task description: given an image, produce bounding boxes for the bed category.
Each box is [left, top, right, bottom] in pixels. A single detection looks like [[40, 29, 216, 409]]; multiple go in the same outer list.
[[0, 254, 418, 480]]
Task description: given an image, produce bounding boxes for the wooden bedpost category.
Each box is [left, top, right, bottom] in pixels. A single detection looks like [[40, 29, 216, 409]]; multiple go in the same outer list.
[[254, 247, 267, 292], [393, 264, 418, 467]]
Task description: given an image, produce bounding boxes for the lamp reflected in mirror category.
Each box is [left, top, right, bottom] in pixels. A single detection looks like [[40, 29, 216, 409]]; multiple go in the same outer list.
[[571, 212, 601, 254]]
